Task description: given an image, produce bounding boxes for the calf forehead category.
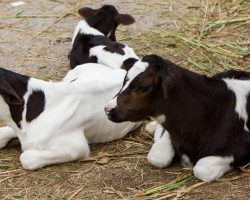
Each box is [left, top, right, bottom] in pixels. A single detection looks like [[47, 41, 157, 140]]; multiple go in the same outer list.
[[122, 61, 149, 92]]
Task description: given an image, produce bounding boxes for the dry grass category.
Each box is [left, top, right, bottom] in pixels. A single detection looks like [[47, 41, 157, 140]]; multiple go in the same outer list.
[[0, 0, 250, 199]]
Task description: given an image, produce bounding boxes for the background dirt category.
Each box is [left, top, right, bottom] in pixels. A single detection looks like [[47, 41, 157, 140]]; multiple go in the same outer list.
[[0, 0, 250, 199]]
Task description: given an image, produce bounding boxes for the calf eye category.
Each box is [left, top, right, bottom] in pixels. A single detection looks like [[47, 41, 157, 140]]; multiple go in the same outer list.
[[135, 85, 150, 93]]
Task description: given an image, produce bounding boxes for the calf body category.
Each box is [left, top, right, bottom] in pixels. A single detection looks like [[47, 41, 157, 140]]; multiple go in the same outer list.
[[105, 55, 250, 182], [0, 65, 139, 169], [69, 5, 138, 69]]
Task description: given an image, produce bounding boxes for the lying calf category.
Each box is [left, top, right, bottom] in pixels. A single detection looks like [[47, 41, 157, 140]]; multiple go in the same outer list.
[[69, 5, 138, 69], [0, 65, 139, 170], [105, 54, 250, 182], [146, 69, 250, 169]]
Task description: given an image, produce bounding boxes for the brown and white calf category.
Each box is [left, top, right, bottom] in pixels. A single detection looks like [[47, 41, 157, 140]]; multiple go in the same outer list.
[[69, 5, 138, 69], [105, 54, 250, 182]]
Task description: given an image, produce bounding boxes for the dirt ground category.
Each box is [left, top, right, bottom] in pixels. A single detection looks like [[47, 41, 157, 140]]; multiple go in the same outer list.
[[0, 0, 250, 199]]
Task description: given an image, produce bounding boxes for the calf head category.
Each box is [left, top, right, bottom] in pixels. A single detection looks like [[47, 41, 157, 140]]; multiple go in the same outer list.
[[105, 55, 176, 123], [78, 5, 135, 41]]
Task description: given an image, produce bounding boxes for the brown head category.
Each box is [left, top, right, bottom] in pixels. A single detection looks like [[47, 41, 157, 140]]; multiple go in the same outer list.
[[105, 55, 176, 123], [78, 5, 135, 41]]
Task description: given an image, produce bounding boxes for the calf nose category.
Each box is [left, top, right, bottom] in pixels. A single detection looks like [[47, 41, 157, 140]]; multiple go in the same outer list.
[[105, 106, 115, 115]]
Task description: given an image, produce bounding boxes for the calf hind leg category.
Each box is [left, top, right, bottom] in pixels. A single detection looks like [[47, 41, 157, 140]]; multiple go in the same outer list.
[[0, 126, 17, 149]]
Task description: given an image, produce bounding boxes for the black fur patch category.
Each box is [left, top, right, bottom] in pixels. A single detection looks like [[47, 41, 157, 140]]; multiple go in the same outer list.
[[69, 34, 126, 68], [122, 58, 138, 71], [247, 94, 250, 131], [26, 90, 45, 122], [0, 68, 29, 128], [213, 70, 250, 80], [86, 5, 119, 38], [90, 55, 98, 63]]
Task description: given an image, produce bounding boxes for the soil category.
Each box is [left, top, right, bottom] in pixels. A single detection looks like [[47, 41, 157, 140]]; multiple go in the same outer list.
[[0, 0, 250, 199]]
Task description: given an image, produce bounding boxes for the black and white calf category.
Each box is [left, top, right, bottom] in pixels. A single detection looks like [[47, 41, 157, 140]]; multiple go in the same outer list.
[[0, 65, 140, 170], [105, 54, 250, 182], [69, 5, 138, 69]]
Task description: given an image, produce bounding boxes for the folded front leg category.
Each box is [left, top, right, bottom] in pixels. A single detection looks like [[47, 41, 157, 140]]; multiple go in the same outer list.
[[193, 156, 234, 182], [0, 126, 17, 149], [147, 125, 175, 168]]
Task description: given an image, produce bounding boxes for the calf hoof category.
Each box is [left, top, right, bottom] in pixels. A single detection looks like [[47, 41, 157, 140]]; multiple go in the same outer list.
[[20, 151, 42, 170]]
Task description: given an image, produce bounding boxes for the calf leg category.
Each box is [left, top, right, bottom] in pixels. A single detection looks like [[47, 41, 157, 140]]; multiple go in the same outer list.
[[20, 130, 90, 170], [0, 126, 17, 149], [147, 125, 175, 168], [145, 121, 158, 134], [193, 156, 234, 182]]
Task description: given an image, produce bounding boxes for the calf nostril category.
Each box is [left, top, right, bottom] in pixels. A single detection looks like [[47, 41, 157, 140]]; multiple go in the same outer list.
[[105, 106, 115, 114]]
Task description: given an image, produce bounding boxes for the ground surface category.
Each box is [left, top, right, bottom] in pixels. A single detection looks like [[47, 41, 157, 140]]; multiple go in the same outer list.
[[0, 0, 250, 199]]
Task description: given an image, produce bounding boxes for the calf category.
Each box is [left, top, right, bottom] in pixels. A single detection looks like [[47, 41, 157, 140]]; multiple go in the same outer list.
[[69, 5, 138, 69], [105, 54, 250, 182], [0, 65, 140, 170]]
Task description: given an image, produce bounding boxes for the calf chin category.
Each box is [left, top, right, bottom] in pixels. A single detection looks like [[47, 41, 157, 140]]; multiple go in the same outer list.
[[107, 111, 126, 123]]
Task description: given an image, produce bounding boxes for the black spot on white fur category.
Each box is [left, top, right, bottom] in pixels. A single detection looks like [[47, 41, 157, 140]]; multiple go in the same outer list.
[[0, 68, 29, 127], [26, 90, 45, 122], [69, 35, 126, 68], [122, 58, 138, 71]]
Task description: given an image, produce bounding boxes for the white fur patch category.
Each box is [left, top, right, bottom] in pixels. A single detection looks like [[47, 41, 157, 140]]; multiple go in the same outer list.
[[72, 20, 103, 45], [181, 154, 193, 168], [153, 124, 164, 142], [105, 97, 117, 113], [145, 121, 158, 134], [193, 156, 233, 182], [147, 130, 175, 168], [224, 78, 250, 132], [89, 45, 138, 70], [121, 60, 149, 92], [0, 127, 17, 149], [151, 114, 166, 124]]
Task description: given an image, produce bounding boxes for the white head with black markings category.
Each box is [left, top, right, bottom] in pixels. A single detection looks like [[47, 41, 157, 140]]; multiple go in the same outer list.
[[105, 55, 176, 123]]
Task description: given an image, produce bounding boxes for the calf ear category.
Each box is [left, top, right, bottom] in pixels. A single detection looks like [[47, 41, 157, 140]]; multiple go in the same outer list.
[[159, 66, 175, 99], [122, 58, 138, 71], [78, 7, 96, 18], [114, 14, 135, 25], [0, 79, 22, 105]]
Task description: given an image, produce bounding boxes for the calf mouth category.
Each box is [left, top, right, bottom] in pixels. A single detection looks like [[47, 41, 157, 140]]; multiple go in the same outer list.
[[106, 109, 127, 123], [107, 112, 126, 123]]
